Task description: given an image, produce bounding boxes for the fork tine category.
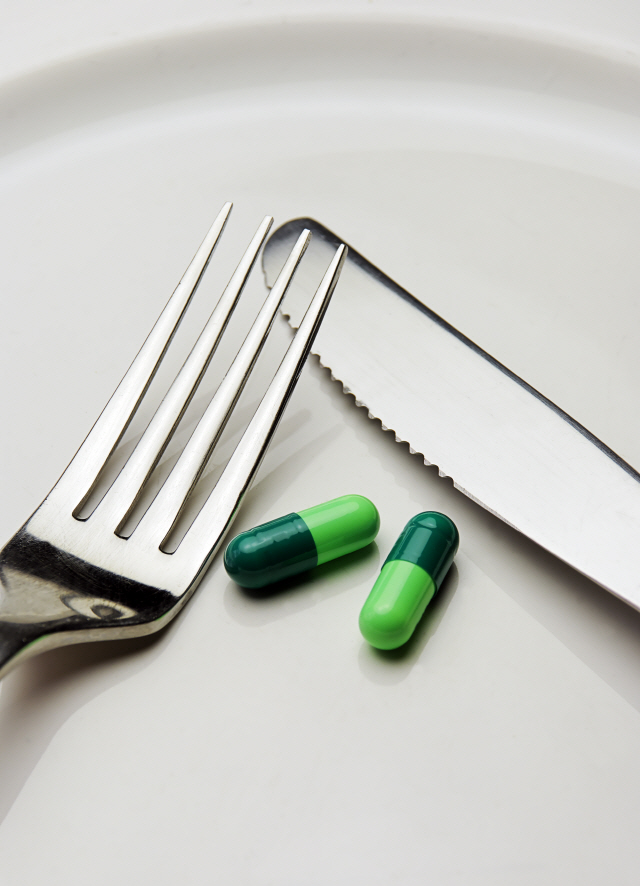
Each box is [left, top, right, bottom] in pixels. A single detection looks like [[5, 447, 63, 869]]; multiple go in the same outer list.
[[56, 202, 233, 512], [0, 210, 345, 681], [176, 243, 347, 565], [132, 229, 312, 547], [89, 215, 274, 531]]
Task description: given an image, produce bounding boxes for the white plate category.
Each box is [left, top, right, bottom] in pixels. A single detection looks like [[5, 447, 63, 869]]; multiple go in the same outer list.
[[2, 13, 640, 885]]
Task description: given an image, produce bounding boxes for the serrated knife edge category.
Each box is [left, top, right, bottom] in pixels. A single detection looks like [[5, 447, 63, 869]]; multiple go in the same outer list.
[[264, 218, 640, 610]]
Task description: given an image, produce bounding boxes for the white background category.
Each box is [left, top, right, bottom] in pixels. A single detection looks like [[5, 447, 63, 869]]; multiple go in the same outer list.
[[1, 2, 640, 883]]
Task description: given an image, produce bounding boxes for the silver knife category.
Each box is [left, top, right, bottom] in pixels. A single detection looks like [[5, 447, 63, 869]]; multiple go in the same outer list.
[[262, 218, 640, 611]]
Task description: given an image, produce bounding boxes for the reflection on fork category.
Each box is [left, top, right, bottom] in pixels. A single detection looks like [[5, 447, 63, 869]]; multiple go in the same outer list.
[[0, 203, 346, 679]]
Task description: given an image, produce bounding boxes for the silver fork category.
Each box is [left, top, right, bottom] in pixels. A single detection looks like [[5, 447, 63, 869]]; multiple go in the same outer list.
[[0, 203, 346, 679]]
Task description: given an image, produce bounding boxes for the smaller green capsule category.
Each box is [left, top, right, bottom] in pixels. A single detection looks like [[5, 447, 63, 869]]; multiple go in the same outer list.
[[224, 494, 380, 589], [359, 512, 459, 650]]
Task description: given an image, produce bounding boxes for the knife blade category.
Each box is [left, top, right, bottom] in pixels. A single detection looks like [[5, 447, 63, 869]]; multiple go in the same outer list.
[[262, 218, 640, 610]]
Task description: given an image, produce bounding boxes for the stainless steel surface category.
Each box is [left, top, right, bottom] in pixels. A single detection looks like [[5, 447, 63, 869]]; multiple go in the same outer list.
[[0, 206, 346, 678], [263, 218, 640, 610]]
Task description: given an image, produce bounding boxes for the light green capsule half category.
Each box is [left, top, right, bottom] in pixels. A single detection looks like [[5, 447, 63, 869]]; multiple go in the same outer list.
[[298, 494, 380, 566], [359, 560, 436, 650]]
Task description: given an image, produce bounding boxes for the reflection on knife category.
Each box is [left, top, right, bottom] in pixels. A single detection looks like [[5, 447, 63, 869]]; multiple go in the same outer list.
[[262, 218, 640, 611]]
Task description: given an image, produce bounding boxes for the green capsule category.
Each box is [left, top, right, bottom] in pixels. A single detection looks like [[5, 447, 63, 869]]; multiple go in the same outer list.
[[224, 494, 380, 589], [359, 512, 459, 650]]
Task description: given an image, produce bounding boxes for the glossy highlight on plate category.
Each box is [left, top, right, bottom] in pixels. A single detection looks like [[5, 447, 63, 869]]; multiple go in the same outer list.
[[359, 511, 459, 650], [224, 494, 380, 588]]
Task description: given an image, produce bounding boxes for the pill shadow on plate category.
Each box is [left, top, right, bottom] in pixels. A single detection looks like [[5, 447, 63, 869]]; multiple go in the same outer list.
[[358, 564, 459, 686], [223, 542, 381, 628]]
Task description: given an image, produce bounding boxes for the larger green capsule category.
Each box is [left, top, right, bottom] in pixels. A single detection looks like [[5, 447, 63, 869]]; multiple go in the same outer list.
[[224, 494, 380, 589], [359, 512, 459, 650]]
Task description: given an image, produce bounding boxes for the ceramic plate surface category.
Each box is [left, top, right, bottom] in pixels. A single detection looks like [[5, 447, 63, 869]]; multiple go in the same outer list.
[[2, 12, 640, 885]]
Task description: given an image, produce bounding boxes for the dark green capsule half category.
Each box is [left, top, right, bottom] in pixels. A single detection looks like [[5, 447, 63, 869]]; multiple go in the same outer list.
[[224, 494, 380, 589], [359, 512, 459, 650]]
